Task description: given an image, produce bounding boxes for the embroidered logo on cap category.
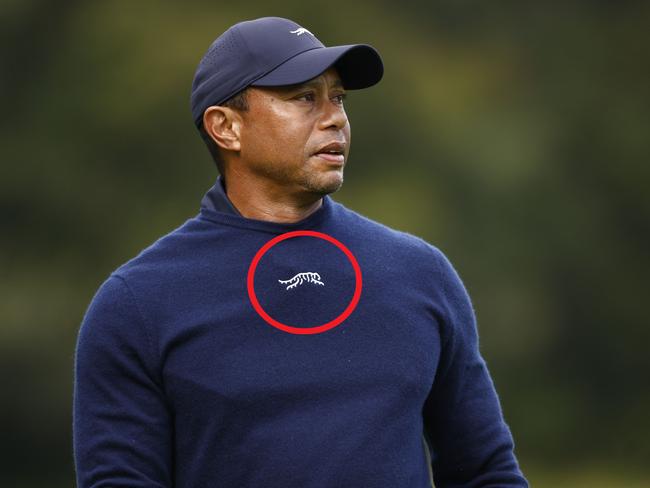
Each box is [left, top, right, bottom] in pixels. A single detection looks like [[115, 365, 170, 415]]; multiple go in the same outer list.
[[290, 27, 313, 37], [279, 272, 324, 290]]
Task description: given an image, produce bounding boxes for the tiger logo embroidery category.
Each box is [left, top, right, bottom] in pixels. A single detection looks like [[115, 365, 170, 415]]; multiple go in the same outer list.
[[278, 272, 325, 290]]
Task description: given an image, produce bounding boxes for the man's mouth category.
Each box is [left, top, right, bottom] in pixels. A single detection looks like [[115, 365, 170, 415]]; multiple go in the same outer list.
[[313, 141, 346, 164], [314, 152, 345, 163]]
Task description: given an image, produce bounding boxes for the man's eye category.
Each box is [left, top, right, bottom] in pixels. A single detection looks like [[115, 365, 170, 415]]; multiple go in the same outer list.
[[333, 93, 347, 104], [297, 93, 316, 102]]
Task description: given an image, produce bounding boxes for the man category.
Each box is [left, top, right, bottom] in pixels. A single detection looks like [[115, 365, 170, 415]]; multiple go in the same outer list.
[[73, 16, 528, 487]]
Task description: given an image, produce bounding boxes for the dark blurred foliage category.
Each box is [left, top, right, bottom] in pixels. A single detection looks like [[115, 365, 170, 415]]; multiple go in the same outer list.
[[1, 1, 648, 486]]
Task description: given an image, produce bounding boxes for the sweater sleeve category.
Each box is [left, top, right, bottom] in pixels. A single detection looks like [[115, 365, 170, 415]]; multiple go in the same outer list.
[[73, 274, 173, 487], [422, 248, 528, 487]]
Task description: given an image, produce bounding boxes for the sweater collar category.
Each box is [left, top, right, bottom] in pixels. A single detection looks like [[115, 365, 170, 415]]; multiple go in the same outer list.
[[200, 174, 242, 216], [199, 175, 333, 234]]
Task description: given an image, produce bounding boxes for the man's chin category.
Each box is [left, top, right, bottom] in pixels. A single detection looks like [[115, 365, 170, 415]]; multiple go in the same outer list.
[[306, 171, 344, 196]]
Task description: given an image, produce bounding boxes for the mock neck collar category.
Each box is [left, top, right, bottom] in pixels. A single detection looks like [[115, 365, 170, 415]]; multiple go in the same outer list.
[[199, 174, 242, 216], [198, 175, 333, 234]]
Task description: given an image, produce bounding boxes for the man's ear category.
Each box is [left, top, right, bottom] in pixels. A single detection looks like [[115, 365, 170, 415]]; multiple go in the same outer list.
[[202, 106, 242, 153]]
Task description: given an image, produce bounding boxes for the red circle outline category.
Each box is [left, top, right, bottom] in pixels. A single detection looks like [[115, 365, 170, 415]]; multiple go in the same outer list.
[[247, 231, 362, 335]]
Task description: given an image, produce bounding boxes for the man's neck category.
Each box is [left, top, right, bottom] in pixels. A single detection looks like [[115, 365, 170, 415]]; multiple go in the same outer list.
[[222, 173, 323, 224]]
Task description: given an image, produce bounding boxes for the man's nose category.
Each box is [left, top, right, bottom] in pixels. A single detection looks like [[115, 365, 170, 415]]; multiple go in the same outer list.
[[318, 97, 348, 131]]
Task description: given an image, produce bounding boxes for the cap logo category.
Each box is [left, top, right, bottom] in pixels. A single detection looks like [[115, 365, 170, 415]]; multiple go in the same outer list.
[[290, 27, 313, 37]]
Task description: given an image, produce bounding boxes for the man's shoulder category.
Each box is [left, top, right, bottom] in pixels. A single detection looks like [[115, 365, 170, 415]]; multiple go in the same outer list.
[[111, 214, 210, 283], [333, 199, 444, 259]]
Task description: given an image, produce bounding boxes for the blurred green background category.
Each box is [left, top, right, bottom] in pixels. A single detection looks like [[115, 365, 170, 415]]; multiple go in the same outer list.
[[2, 0, 649, 486]]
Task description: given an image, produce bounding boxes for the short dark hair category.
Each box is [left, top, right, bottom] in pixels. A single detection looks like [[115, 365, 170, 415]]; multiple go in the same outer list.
[[198, 89, 250, 174]]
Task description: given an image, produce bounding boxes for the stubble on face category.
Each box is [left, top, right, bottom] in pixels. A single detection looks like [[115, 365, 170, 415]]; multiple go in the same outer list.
[[289, 157, 345, 197], [246, 146, 345, 197]]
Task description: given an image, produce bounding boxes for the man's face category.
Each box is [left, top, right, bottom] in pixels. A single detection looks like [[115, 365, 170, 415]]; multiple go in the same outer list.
[[238, 67, 351, 197]]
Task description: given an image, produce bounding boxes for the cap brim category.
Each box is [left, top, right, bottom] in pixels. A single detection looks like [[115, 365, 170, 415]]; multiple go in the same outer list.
[[250, 44, 383, 90]]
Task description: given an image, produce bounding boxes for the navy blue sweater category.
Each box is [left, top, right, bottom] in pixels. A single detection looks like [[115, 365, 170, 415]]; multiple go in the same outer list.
[[73, 178, 528, 487]]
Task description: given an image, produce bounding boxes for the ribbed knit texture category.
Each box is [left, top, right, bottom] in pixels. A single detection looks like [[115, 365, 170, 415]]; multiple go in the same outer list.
[[73, 179, 528, 487]]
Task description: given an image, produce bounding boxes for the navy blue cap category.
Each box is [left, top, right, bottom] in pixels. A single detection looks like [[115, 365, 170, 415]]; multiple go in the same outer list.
[[190, 17, 384, 127]]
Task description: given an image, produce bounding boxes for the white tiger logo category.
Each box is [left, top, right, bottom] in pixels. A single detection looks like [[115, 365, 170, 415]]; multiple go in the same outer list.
[[278, 272, 324, 290], [290, 27, 314, 37]]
